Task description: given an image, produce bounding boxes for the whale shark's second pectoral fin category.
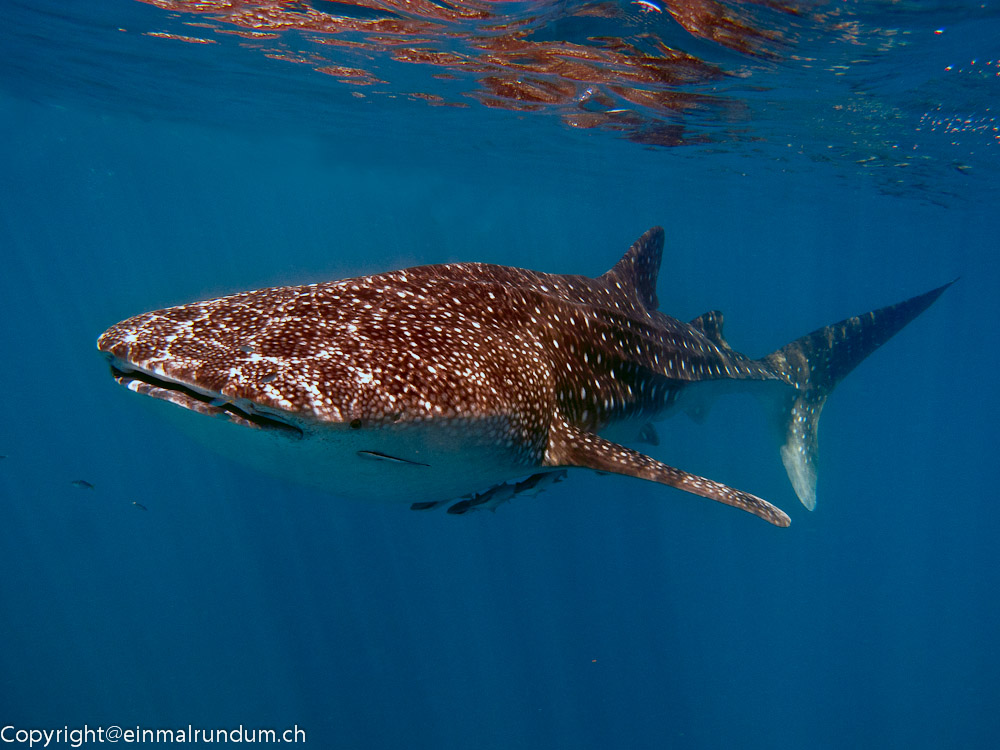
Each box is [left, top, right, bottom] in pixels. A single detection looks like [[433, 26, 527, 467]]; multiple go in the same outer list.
[[543, 416, 790, 527]]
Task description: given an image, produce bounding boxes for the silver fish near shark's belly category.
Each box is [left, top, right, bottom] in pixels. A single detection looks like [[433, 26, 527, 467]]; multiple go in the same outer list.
[[98, 228, 952, 526]]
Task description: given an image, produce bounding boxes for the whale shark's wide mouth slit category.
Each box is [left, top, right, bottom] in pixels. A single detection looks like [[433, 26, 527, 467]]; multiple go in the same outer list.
[[108, 363, 304, 438]]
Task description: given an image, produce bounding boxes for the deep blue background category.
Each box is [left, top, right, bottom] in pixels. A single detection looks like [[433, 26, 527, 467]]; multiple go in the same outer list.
[[1, 2, 997, 748]]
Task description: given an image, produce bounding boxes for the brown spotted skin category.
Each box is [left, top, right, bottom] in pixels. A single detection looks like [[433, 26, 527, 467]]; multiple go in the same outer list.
[[98, 228, 951, 526]]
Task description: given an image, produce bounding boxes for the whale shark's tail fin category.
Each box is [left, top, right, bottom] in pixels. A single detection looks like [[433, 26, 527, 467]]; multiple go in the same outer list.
[[762, 280, 955, 510]]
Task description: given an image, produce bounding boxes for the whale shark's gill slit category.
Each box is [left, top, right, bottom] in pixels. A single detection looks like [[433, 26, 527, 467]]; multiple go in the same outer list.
[[109, 365, 304, 438]]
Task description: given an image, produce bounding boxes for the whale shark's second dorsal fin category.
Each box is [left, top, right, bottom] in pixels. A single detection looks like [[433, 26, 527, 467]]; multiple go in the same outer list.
[[689, 310, 735, 355], [599, 226, 664, 311]]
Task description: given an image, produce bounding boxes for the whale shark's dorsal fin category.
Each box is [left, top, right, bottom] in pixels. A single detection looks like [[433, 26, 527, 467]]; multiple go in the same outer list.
[[544, 415, 791, 527], [599, 226, 664, 311], [689, 310, 735, 354]]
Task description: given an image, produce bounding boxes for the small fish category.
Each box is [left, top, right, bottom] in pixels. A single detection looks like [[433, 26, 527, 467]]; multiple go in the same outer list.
[[514, 469, 567, 497], [448, 470, 568, 514], [410, 500, 448, 511], [132, 501, 148, 511], [447, 482, 517, 514], [71, 479, 95, 490]]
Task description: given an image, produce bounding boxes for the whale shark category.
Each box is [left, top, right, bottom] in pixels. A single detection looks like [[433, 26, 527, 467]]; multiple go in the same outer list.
[[97, 228, 951, 526]]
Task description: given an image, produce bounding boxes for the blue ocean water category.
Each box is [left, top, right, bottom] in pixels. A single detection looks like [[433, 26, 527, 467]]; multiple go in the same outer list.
[[1, 1, 998, 748]]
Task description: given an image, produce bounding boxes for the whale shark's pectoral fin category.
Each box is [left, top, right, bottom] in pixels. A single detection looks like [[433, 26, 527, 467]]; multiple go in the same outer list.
[[543, 416, 790, 527]]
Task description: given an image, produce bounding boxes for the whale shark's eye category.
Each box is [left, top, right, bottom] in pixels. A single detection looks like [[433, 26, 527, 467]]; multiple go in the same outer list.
[[349, 418, 362, 429]]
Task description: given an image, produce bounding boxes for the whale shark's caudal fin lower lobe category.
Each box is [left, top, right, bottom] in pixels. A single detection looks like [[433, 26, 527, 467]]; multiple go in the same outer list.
[[762, 281, 955, 511]]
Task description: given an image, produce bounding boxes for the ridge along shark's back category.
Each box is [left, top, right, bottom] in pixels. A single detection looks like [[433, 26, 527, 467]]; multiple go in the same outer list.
[[97, 227, 952, 526]]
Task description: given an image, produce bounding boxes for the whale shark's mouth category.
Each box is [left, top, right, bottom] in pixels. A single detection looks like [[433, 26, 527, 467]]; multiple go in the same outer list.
[[106, 359, 304, 438]]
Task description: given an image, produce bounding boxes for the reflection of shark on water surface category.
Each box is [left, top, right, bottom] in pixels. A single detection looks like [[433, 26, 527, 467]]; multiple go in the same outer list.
[[97, 228, 951, 526]]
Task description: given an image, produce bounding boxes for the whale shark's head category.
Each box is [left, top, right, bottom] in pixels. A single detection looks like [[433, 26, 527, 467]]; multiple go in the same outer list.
[[98, 269, 526, 430], [98, 283, 349, 438]]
